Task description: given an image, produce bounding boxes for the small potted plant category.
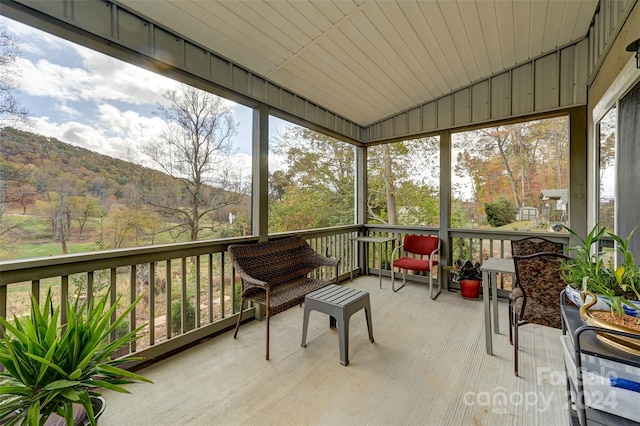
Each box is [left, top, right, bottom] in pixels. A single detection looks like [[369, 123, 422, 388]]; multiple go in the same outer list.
[[447, 259, 482, 299], [561, 224, 640, 353], [0, 288, 152, 425], [562, 224, 640, 317]]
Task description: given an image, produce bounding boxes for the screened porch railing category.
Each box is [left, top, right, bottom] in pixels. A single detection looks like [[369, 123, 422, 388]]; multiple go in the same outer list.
[[0, 226, 359, 365], [0, 224, 572, 366]]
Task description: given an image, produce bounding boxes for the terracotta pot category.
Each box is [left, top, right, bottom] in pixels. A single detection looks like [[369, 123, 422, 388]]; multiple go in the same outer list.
[[460, 279, 481, 299]]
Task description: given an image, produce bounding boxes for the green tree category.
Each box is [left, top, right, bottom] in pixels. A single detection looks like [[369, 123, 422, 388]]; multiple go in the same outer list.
[[269, 126, 354, 232], [367, 137, 439, 225]]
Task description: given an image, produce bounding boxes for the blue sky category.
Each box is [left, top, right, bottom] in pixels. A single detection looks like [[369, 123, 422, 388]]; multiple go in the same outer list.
[[0, 15, 291, 172]]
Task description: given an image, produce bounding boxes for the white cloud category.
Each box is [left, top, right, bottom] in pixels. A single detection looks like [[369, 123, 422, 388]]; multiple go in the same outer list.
[[54, 102, 81, 117], [96, 103, 163, 138], [74, 47, 175, 105], [1, 16, 60, 56], [3, 14, 255, 166], [17, 56, 173, 106], [30, 110, 163, 161]]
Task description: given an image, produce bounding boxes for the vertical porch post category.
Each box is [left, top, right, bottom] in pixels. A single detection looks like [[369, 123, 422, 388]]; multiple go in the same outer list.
[[253, 103, 269, 242], [439, 130, 452, 290]]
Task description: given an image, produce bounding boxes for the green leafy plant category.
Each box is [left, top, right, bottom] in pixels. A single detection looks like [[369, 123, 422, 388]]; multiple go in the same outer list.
[[445, 259, 482, 281], [562, 223, 640, 315], [0, 288, 152, 426]]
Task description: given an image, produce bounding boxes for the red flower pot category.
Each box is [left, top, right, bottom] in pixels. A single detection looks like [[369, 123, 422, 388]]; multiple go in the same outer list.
[[460, 279, 481, 299]]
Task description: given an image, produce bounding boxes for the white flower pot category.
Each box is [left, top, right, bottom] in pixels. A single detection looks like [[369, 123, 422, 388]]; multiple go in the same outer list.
[[565, 285, 640, 318]]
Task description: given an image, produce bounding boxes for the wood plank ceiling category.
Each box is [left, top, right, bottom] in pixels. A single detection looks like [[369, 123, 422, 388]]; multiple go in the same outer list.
[[118, 0, 599, 127]]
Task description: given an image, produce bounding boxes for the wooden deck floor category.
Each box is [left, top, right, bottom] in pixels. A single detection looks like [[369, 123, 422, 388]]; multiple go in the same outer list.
[[100, 277, 570, 426]]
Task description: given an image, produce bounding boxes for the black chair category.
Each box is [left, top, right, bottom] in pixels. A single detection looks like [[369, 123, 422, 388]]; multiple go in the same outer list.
[[512, 252, 570, 376]]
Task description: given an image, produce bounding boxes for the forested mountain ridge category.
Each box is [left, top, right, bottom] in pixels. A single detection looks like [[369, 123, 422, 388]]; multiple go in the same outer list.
[[0, 126, 249, 258], [0, 126, 170, 192]]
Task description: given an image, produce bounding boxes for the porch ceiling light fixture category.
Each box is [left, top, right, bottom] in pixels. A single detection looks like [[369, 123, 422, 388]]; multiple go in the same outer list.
[[626, 38, 640, 69]]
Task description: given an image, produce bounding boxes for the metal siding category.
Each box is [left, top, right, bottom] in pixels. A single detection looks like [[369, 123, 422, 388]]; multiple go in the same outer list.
[[335, 116, 343, 135], [370, 123, 381, 141], [250, 75, 266, 102], [491, 71, 511, 119], [268, 84, 282, 109], [317, 108, 327, 128], [294, 96, 306, 118], [232, 67, 250, 97], [382, 118, 394, 139], [408, 108, 422, 134], [511, 63, 533, 115], [395, 113, 408, 136], [154, 27, 183, 68], [559, 45, 576, 107], [453, 88, 470, 126], [211, 56, 232, 88], [471, 80, 490, 122], [117, 8, 152, 55], [363, 43, 588, 142], [575, 39, 589, 105], [598, 5, 605, 57], [437, 95, 452, 129], [327, 112, 336, 130], [18, 0, 65, 17], [423, 102, 437, 131], [534, 53, 558, 111], [74, 0, 111, 38], [281, 90, 294, 112], [184, 43, 209, 79]]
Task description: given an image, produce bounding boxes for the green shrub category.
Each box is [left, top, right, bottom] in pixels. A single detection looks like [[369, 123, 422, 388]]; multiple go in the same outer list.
[[170, 299, 196, 334], [484, 198, 515, 227]]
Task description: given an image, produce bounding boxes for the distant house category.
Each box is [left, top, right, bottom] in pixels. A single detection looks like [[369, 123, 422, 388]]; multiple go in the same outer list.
[[540, 189, 568, 225]]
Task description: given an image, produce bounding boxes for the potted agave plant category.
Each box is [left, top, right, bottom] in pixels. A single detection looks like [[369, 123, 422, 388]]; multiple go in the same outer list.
[[0, 288, 152, 425], [562, 224, 640, 353]]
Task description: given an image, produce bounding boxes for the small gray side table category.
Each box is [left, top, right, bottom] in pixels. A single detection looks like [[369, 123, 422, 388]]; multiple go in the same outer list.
[[301, 285, 374, 366]]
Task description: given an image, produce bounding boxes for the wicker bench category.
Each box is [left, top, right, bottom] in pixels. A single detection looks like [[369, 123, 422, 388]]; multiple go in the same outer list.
[[228, 235, 340, 360]]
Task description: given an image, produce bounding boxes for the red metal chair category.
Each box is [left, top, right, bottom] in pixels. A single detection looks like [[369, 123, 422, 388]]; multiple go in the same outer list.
[[391, 235, 441, 299]]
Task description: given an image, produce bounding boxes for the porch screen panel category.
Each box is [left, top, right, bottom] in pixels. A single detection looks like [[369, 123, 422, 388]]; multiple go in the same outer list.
[[617, 80, 640, 255]]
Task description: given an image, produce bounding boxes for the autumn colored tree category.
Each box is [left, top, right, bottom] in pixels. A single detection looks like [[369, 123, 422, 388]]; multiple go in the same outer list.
[[452, 116, 568, 228], [68, 195, 99, 236], [103, 204, 162, 248]]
